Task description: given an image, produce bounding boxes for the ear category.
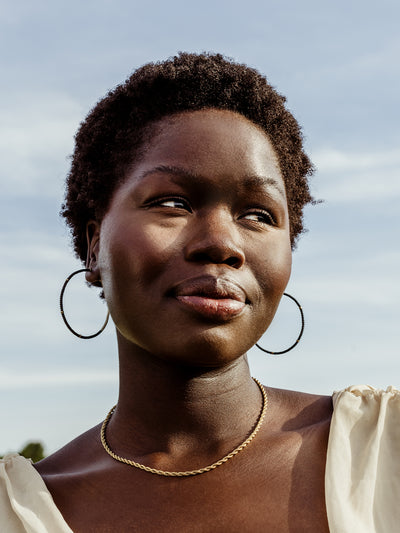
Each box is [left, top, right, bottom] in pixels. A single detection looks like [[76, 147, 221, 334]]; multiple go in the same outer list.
[[85, 220, 101, 285]]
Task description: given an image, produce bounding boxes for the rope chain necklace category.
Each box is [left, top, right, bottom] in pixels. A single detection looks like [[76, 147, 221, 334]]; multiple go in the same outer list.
[[100, 377, 268, 477]]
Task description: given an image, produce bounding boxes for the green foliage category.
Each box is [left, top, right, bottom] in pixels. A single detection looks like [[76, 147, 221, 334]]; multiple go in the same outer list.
[[19, 442, 45, 463], [1, 442, 46, 463]]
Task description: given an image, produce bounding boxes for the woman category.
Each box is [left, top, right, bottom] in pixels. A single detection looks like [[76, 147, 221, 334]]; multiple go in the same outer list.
[[1, 53, 398, 532]]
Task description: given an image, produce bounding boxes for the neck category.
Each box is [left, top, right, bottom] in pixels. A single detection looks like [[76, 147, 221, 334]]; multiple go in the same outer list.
[[106, 332, 263, 468]]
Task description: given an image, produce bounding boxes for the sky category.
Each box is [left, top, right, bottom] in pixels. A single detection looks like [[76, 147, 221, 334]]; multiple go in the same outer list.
[[1, 0, 399, 455]]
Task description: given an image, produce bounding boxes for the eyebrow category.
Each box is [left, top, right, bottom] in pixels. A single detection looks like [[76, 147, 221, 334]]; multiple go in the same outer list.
[[137, 165, 286, 198]]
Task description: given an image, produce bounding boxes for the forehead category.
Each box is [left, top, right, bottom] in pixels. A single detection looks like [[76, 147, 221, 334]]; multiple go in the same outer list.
[[127, 109, 286, 198], [148, 109, 279, 167]]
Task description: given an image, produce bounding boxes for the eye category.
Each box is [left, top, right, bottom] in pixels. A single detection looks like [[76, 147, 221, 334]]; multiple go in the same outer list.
[[147, 196, 192, 212], [241, 209, 276, 226]]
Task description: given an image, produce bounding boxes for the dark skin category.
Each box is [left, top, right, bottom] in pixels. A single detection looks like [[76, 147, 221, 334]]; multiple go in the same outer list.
[[35, 110, 332, 532]]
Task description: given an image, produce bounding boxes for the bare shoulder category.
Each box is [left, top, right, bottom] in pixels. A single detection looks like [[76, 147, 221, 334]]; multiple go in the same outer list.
[[263, 385, 333, 434], [34, 424, 104, 478]]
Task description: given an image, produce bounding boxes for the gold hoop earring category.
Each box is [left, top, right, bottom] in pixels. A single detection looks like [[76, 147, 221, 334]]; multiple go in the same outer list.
[[256, 293, 304, 355], [59, 268, 109, 339]]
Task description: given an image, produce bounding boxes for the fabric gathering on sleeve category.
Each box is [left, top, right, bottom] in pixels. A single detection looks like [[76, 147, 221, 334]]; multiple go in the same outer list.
[[2, 385, 399, 532], [0, 453, 73, 533], [325, 385, 400, 533]]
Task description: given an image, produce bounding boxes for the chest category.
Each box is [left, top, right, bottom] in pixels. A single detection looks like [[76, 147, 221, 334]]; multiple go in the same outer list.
[[53, 432, 330, 533]]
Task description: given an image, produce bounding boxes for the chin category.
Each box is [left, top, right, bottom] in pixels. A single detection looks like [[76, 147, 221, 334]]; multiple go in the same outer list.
[[146, 327, 255, 370]]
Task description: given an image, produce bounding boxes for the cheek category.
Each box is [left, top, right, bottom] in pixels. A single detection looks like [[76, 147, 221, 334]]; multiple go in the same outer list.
[[256, 236, 292, 293], [250, 236, 292, 337], [273, 243, 292, 288], [98, 221, 184, 293]]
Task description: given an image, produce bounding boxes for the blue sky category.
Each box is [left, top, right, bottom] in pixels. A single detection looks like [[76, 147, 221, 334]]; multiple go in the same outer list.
[[1, 0, 399, 454]]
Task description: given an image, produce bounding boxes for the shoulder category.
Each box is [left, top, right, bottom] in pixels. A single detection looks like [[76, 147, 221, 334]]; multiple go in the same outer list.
[[0, 453, 37, 492], [328, 383, 400, 456], [330, 384, 400, 434], [0, 452, 34, 487], [327, 384, 400, 471], [264, 386, 333, 433], [33, 425, 106, 531], [35, 423, 103, 478], [326, 385, 400, 532], [0, 453, 72, 532], [332, 383, 400, 406], [0, 454, 31, 531]]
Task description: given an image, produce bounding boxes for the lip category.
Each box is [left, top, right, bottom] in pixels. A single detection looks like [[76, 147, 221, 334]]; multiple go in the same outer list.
[[170, 276, 249, 321]]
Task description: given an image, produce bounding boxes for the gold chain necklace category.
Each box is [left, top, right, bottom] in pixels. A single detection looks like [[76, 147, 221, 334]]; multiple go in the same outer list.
[[100, 377, 267, 477]]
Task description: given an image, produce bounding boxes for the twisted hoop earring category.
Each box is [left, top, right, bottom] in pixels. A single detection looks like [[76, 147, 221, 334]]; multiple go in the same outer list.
[[256, 293, 304, 355], [59, 268, 109, 339]]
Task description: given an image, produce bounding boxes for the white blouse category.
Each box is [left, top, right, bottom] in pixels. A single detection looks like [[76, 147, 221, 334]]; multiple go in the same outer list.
[[1, 385, 399, 532], [0, 454, 72, 532], [325, 385, 400, 532]]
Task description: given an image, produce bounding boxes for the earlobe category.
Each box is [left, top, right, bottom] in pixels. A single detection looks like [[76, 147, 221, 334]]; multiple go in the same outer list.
[[85, 221, 101, 284]]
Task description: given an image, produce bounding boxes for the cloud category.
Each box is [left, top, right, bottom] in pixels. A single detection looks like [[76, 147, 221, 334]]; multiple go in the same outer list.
[[0, 234, 84, 342], [0, 370, 117, 390], [296, 277, 399, 307], [0, 91, 84, 196], [314, 148, 400, 171], [320, 36, 400, 83], [312, 147, 400, 202]]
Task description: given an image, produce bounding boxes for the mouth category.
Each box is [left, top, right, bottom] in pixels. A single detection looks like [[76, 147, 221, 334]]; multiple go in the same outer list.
[[170, 276, 249, 321]]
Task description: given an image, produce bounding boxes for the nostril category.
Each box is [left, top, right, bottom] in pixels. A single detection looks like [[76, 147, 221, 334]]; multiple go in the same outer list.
[[225, 256, 241, 268], [189, 251, 211, 263], [186, 247, 244, 268], [184, 224, 245, 267]]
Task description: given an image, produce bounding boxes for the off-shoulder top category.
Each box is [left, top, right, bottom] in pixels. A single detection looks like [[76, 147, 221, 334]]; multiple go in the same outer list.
[[325, 385, 400, 532], [1, 385, 399, 532]]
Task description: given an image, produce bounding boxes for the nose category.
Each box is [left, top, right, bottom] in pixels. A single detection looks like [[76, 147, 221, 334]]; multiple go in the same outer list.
[[184, 209, 245, 269]]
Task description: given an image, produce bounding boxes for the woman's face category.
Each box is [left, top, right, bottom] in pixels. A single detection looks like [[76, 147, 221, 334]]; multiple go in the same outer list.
[[88, 109, 292, 367]]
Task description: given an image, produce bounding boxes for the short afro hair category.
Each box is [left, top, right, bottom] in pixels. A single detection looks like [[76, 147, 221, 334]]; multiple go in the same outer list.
[[62, 52, 314, 262]]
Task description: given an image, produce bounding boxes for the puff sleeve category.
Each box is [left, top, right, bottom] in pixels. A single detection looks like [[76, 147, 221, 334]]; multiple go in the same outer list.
[[0, 454, 73, 532], [325, 385, 400, 533]]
